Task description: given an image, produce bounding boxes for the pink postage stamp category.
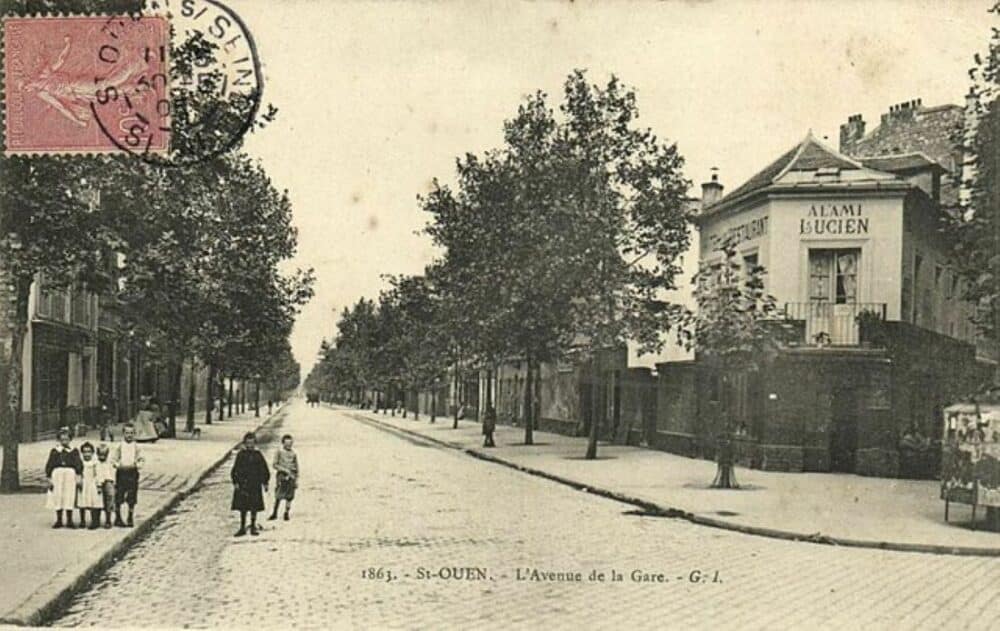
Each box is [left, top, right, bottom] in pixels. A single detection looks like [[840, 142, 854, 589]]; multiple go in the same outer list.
[[3, 15, 170, 155]]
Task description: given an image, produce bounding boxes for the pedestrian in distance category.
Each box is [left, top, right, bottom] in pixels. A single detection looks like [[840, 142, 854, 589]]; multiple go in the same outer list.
[[269, 434, 299, 521], [95, 444, 116, 528], [113, 423, 144, 527], [78, 442, 103, 529], [231, 431, 270, 536], [483, 405, 497, 448], [45, 427, 83, 529]]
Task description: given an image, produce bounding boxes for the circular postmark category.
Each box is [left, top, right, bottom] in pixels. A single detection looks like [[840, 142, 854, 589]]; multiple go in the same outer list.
[[89, 0, 263, 166]]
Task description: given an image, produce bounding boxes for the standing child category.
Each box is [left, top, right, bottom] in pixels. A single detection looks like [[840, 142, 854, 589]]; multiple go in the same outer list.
[[95, 444, 116, 528], [78, 442, 103, 529], [231, 432, 269, 536], [45, 427, 82, 529], [269, 434, 299, 521], [113, 423, 144, 527]]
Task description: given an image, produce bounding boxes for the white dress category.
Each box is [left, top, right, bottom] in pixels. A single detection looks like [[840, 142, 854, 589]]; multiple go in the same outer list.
[[46, 468, 78, 511], [79, 459, 102, 509]]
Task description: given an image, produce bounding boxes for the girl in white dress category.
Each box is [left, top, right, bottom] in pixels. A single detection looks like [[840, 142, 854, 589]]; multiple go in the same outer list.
[[45, 427, 83, 529], [78, 442, 103, 529]]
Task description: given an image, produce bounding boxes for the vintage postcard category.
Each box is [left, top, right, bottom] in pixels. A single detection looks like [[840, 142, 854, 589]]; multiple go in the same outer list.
[[0, 0, 998, 629]]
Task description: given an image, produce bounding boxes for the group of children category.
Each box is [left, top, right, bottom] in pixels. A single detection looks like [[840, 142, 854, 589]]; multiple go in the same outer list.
[[45, 423, 301, 538], [230, 432, 300, 537], [44, 423, 143, 529]]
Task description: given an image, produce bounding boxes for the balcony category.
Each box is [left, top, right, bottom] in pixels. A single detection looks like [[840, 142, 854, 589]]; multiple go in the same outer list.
[[784, 302, 887, 347]]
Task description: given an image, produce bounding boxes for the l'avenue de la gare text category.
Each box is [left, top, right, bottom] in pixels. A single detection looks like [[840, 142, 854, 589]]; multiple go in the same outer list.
[[515, 567, 722, 584]]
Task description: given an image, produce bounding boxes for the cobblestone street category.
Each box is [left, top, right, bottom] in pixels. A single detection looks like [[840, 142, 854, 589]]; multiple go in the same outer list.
[[50, 401, 999, 630]]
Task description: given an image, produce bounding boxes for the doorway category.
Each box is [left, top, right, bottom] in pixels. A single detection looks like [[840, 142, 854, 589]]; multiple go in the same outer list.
[[829, 388, 858, 472]]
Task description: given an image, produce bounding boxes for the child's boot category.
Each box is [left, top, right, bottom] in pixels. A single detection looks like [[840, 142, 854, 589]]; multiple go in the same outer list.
[[53, 512, 63, 529], [89, 509, 101, 529], [65, 511, 75, 529], [104, 511, 113, 529], [126, 508, 134, 527], [78, 509, 87, 529], [114, 507, 126, 527]]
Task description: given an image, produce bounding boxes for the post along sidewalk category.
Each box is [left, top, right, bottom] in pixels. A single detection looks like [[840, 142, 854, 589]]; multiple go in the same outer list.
[[347, 407, 1000, 554], [0, 405, 286, 626]]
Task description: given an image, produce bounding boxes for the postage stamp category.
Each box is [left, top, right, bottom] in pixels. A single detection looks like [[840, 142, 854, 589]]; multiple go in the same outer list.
[[3, 15, 170, 155]]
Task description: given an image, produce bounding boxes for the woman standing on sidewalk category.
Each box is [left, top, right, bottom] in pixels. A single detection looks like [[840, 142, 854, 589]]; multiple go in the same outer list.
[[45, 427, 83, 529], [231, 432, 270, 537]]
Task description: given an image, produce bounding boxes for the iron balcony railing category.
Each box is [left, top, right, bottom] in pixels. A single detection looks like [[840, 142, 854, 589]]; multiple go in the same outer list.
[[784, 302, 887, 346]]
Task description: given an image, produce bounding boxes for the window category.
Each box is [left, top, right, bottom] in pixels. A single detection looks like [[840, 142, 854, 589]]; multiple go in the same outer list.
[[809, 249, 859, 304]]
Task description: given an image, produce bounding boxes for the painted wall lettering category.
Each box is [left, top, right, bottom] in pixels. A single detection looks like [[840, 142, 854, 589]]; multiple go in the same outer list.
[[800, 204, 868, 236], [709, 216, 768, 248]]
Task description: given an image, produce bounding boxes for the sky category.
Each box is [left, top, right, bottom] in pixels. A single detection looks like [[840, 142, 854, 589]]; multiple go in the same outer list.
[[234, 0, 994, 374]]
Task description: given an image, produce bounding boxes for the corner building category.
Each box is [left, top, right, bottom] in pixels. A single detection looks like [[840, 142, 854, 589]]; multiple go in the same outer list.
[[657, 101, 994, 478]]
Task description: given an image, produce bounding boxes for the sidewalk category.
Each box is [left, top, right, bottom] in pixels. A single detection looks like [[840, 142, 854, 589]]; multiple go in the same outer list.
[[346, 407, 1000, 555], [0, 404, 286, 626]]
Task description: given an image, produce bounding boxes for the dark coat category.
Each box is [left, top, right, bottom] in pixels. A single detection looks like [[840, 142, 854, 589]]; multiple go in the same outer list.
[[231, 448, 270, 512], [45, 447, 83, 477]]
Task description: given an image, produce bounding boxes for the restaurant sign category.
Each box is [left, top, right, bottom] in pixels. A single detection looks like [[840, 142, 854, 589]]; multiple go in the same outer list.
[[800, 203, 869, 236], [707, 215, 768, 249]]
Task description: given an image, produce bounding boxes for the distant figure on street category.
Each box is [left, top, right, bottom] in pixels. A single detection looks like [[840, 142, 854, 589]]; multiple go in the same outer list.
[[269, 434, 299, 521], [45, 427, 82, 529], [113, 423, 144, 527], [268, 399, 273, 414], [231, 432, 270, 536], [483, 405, 497, 448]]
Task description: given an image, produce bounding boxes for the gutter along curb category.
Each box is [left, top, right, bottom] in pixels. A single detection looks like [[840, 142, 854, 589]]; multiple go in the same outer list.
[[346, 409, 1000, 559]]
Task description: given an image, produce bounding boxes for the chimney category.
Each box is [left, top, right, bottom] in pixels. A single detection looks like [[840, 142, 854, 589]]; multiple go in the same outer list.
[[839, 113, 866, 153], [701, 169, 723, 208], [883, 98, 921, 124]]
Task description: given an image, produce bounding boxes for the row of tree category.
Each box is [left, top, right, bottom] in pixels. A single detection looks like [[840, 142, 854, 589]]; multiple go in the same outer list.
[[307, 71, 699, 458], [0, 0, 313, 490]]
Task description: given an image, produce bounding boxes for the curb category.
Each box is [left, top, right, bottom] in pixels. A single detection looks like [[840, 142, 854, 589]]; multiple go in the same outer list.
[[346, 410, 1000, 558], [0, 403, 289, 627]]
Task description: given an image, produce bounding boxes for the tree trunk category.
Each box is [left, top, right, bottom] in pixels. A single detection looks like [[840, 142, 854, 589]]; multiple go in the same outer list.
[[168, 360, 182, 438], [586, 359, 599, 460], [0, 280, 30, 491], [430, 386, 436, 423], [452, 360, 460, 429], [413, 388, 419, 420], [523, 356, 534, 445], [217, 372, 225, 422], [254, 380, 260, 417], [205, 364, 214, 425], [227, 378, 234, 418], [186, 358, 197, 432]]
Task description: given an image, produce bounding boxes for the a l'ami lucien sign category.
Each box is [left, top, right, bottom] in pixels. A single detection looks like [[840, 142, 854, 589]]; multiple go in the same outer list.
[[800, 203, 869, 236]]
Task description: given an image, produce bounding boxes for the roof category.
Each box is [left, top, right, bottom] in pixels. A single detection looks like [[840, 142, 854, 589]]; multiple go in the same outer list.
[[702, 132, 905, 217], [859, 152, 946, 174]]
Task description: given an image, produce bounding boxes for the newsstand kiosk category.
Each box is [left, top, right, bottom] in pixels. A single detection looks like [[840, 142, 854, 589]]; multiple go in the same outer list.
[[941, 398, 1000, 532]]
